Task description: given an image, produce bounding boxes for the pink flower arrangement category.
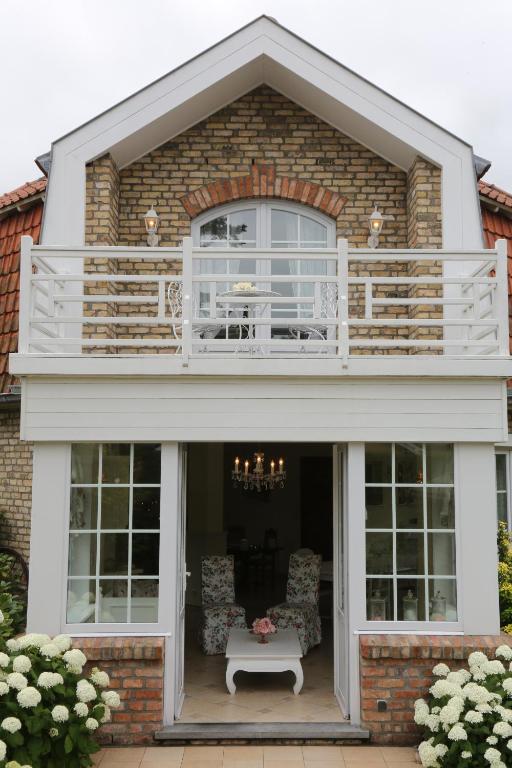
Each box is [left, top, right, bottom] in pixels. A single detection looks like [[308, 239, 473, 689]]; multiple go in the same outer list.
[[252, 617, 277, 643]]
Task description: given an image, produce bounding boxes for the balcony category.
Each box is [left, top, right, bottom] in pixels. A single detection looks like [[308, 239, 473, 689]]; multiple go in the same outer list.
[[11, 236, 511, 379]]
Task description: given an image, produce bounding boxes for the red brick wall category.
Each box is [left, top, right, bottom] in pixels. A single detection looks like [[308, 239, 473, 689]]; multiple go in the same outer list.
[[73, 636, 164, 745], [360, 634, 512, 745]]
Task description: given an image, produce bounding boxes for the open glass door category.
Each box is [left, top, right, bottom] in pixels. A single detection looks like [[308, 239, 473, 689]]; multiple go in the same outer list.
[[333, 445, 350, 717], [174, 444, 188, 719]]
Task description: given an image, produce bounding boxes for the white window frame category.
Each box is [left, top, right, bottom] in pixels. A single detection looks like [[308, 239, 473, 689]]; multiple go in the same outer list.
[[62, 442, 173, 634], [496, 450, 512, 529], [360, 442, 463, 633]]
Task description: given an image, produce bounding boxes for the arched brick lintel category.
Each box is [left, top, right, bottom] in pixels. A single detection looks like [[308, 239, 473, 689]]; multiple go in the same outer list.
[[180, 164, 348, 220]]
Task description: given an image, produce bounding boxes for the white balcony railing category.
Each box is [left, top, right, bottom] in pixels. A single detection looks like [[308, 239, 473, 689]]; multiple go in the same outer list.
[[18, 236, 510, 360]]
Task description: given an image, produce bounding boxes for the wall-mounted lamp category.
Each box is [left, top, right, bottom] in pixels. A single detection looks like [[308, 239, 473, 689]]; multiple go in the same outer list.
[[367, 204, 394, 248], [144, 206, 160, 247]]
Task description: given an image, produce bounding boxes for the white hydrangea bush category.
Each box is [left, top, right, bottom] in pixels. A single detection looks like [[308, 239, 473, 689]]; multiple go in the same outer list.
[[0, 629, 121, 768], [415, 645, 512, 767]]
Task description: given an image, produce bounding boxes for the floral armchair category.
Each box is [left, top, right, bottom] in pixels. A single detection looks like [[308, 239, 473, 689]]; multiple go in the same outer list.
[[266, 552, 322, 655], [201, 555, 247, 655]]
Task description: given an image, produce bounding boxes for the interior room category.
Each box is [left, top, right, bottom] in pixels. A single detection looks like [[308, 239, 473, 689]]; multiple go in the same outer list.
[[181, 442, 343, 723]]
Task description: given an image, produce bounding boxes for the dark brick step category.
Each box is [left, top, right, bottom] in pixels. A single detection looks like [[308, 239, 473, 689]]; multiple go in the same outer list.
[[154, 722, 370, 744]]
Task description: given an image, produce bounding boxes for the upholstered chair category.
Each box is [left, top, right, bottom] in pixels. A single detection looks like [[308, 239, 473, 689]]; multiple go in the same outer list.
[[266, 552, 322, 655], [201, 555, 247, 655]]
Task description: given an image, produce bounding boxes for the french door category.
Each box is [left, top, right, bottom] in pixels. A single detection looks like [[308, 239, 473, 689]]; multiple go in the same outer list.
[[333, 445, 350, 717], [174, 444, 188, 719]]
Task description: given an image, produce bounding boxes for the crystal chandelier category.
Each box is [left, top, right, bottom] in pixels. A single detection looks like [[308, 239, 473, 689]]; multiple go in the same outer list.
[[232, 451, 286, 492]]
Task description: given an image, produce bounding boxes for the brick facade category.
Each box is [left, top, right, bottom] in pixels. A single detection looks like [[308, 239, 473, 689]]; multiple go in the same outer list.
[[360, 634, 512, 745], [73, 636, 164, 745], [0, 405, 32, 560]]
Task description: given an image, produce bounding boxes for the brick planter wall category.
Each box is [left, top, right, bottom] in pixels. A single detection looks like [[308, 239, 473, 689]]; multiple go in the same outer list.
[[0, 405, 32, 560], [73, 636, 165, 745], [360, 634, 512, 745]]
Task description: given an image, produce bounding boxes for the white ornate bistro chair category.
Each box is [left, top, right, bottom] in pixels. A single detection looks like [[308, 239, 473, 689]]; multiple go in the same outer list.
[[201, 555, 247, 655], [266, 552, 322, 655]]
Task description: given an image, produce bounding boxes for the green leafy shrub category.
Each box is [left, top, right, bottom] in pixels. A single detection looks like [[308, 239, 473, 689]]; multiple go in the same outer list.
[[0, 554, 27, 641], [415, 646, 512, 767], [0, 629, 121, 768], [498, 523, 512, 634]]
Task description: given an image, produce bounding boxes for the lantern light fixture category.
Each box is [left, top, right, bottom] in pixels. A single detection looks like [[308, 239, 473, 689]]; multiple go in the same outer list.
[[144, 206, 160, 247], [367, 204, 395, 248]]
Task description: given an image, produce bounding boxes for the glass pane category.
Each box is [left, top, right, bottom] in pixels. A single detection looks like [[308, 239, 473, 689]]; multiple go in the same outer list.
[[429, 579, 457, 621], [300, 215, 327, 245], [102, 444, 130, 484], [132, 533, 160, 576], [101, 487, 129, 530], [99, 533, 128, 576], [396, 532, 424, 575], [71, 444, 98, 484], [133, 444, 161, 484], [133, 488, 160, 530], [497, 454, 507, 492], [271, 209, 298, 244], [68, 534, 96, 576], [70, 488, 97, 530], [428, 533, 456, 575], [366, 578, 393, 621], [131, 580, 159, 623], [427, 488, 455, 529], [200, 216, 227, 243], [98, 580, 128, 623], [426, 444, 454, 484], [498, 493, 508, 525], [396, 487, 423, 529], [229, 210, 256, 245], [365, 487, 392, 529], [396, 443, 423, 484], [397, 578, 426, 621], [365, 444, 391, 484], [67, 580, 96, 623], [366, 533, 393, 574]]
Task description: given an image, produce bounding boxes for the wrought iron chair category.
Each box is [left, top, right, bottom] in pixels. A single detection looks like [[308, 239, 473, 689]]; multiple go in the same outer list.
[[201, 555, 247, 655], [266, 552, 322, 655]]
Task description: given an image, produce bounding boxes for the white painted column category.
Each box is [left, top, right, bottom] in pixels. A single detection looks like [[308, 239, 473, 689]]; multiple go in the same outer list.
[[161, 442, 180, 726], [346, 442, 365, 726], [27, 443, 70, 634], [457, 443, 500, 634]]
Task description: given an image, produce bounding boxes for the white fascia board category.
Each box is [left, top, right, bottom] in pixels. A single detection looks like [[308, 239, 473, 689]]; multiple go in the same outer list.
[[42, 16, 480, 248]]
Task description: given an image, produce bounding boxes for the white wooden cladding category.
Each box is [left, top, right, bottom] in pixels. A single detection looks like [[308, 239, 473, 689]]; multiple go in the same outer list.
[[21, 377, 506, 442], [19, 236, 509, 361]]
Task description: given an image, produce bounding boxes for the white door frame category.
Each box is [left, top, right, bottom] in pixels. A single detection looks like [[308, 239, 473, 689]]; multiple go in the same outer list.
[[333, 444, 350, 718]]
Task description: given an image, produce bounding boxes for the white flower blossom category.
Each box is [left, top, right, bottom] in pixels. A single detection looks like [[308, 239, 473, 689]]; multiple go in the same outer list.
[[101, 690, 121, 708], [0, 610, 3, 624], [0, 682, 8, 696], [49, 727, 59, 738], [17, 634, 51, 650], [484, 747, 501, 763], [465, 709, 484, 723], [468, 651, 488, 668], [434, 744, 448, 757], [6, 673, 27, 691], [0, 653, 9, 669], [487, 735, 498, 745], [503, 678, 512, 695], [494, 720, 512, 738], [39, 643, 60, 659], [63, 649, 87, 668], [6, 639, 18, 653], [447, 669, 471, 685], [12, 656, 31, 674], [470, 667, 488, 682], [495, 705, 512, 722], [483, 660, 506, 676], [430, 679, 462, 699], [1, 717, 22, 733], [17, 687, 42, 708], [424, 714, 440, 731], [67, 664, 83, 675], [476, 703, 494, 713], [497, 645, 512, 661], [463, 682, 494, 705], [432, 663, 450, 677], [101, 705, 111, 723], [37, 672, 63, 689], [461, 751, 472, 759], [76, 679, 97, 703], [0, 740, 6, 761], [53, 635, 72, 652], [439, 703, 462, 726], [51, 705, 69, 723], [85, 718, 99, 731], [74, 702, 88, 717], [431, 706, 441, 714], [414, 699, 429, 725], [90, 667, 109, 688], [418, 741, 440, 767], [447, 723, 467, 741], [507, 739, 512, 751]]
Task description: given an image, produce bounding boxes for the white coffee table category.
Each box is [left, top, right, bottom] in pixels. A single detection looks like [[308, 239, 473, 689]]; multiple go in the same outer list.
[[225, 628, 303, 695]]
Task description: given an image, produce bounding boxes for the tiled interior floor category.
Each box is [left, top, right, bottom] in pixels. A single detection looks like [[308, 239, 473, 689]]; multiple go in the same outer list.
[[95, 745, 419, 768], [181, 608, 342, 723]]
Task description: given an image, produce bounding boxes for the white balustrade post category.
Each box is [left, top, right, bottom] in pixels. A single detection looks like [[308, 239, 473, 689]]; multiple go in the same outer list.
[[337, 238, 349, 366], [495, 238, 509, 356], [18, 235, 33, 353], [181, 237, 193, 365]]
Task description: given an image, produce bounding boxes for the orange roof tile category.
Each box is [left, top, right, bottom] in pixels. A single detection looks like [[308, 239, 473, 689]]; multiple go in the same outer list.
[[0, 180, 44, 393], [479, 180, 512, 210], [0, 178, 46, 211]]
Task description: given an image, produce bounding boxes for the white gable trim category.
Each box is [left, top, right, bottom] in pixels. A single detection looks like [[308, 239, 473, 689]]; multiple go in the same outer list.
[[42, 16, 482, 249]]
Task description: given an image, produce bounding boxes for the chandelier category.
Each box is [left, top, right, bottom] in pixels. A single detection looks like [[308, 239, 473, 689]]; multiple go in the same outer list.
[[232, 452, 286, 492]]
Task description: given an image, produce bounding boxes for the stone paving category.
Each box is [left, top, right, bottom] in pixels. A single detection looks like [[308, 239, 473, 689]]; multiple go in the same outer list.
[[94, 745, 419, 768]]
